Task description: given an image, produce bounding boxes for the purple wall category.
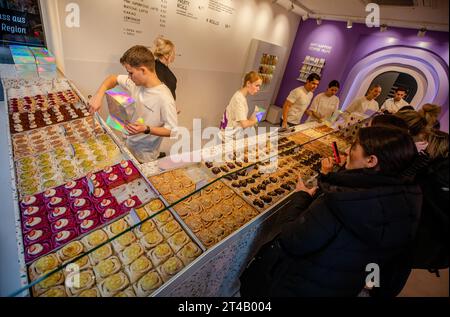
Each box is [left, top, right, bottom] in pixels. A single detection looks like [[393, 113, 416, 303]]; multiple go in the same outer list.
[[275, 19, 449, 129]]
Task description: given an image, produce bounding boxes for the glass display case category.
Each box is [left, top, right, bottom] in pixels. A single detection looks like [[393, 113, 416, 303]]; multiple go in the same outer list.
[[1, 74, 370, 297]]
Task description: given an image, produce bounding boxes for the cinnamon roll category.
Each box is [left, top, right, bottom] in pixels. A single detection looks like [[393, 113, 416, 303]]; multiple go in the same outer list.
[[99, 271, 130, 297], [125, 255, 153, 283], [133, 270, 163, 297], [93, 256, 121, 280]]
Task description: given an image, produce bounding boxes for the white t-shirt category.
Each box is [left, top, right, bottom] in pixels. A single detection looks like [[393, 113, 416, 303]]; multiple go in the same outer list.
[[306, 92, 340, 122], [225, 90, 248, 129], [381, 98, 409, 114], [117, 75, 178, 163], [345, 96, 379, 115], [286, 86, 314, 124]]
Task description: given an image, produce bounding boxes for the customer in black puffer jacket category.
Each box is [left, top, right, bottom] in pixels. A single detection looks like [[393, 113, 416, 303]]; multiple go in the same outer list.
[[240, 127, 422, 297], [412, 130, 449, 271]]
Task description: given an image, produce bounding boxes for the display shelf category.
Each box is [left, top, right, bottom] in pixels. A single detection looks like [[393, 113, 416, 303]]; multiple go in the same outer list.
[[297, 55, 325, 83]]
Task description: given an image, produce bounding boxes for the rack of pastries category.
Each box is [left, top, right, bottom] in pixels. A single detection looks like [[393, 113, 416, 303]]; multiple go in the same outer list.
[[2, 77, 361, 297]]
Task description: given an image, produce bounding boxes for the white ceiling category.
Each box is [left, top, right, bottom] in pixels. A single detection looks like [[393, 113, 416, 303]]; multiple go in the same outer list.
[[275, 0, 449, 31]]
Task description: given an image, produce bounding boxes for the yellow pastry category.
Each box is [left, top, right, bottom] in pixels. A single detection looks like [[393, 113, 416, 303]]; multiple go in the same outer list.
[[93, 256, 121, 280], [160, 221, 181, 238], [39, 286, 67, 297], [135, 219, 156, 238], [100, 272, 130, 297], [119, 243, 144, 265], [158, 257, 183, 281], [73, 270, 96, 291], [31, 254, 60, 277], [125, 256, 153, 283], [134, 207, 148, 221], [177, 242, 202, 265], [148, 243, 173, 266], [141, 229, 164, 250], [69, 255, 91, 272], [112, 231, 136, 252], [134, 271, 162, 297], [57, 241, 84, 262], [153, 211, 173, 226], [167, 232, 190, 252], [107, 219, 129, 237], [83, 230, 108, 250], [89, 244, 113, 265], [36, 271, 64, 290], [145, 199, 164, 213]]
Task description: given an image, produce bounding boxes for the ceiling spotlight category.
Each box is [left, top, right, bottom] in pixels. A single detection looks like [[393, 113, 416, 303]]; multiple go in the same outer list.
[[302, 13, 309, 21], [380, 24, 388, 32], [316, 17, 322, 25], [417, 27, 427, 37], [347, 20, 353, 29]]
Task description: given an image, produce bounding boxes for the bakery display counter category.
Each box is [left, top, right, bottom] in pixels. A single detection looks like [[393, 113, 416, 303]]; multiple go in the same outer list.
[[1, 74, 367, 297]]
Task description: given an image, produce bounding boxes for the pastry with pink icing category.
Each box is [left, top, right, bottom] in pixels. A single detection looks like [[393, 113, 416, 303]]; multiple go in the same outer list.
[[99, 207, 123, 224], [52, 229, 78, 247], [68, 188, 88, 200], [91, 187, 112, 202], [63, 179, 86, 191], [20, 194, 44, 208], [78, 218, 100, 233], [75, 209, 98, 224], [22, 216, 49, 233], [120, 196, 143, 213], [43, 187, 65, 202], [46, 196, 68, 208], [47, 206, 72, 222], [23, 228, 51, 246], [50, 217, 77, 233], [22, 205, 46, 218], [25, 241, 52, 263], [71, 197, 92, 211], [95, 197, 118, 213], [119, 165, 140, 182]]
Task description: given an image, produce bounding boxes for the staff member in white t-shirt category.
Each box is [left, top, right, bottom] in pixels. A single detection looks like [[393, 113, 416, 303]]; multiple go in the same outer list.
[[380, 87, 409, 114], [305, 80, 340, 123], [89, 45, 178, 163], [345, 84, 382, 115], [219, 71, 262, 141], [281, 73, 320, 128]]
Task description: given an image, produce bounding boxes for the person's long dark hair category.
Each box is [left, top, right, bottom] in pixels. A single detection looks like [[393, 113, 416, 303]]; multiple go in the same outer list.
[[356, 127, 418, 176]]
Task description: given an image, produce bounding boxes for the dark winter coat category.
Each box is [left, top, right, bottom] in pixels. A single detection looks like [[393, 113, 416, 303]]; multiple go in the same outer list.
[[240, 169, 422, 297], [412, 157, 449, 270]]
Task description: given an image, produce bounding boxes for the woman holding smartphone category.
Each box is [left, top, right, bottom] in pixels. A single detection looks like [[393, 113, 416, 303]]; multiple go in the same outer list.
[[219, 71, 262, 142]]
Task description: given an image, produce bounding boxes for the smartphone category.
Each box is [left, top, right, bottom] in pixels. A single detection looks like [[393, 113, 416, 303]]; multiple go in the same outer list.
[[254, 106, 267, 123], [331, 141, 341, 164]]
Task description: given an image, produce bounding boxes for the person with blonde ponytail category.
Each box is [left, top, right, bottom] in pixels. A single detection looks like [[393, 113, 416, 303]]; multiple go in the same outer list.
[[153, 36, 178, 100], [418, 103, 441, 130]]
